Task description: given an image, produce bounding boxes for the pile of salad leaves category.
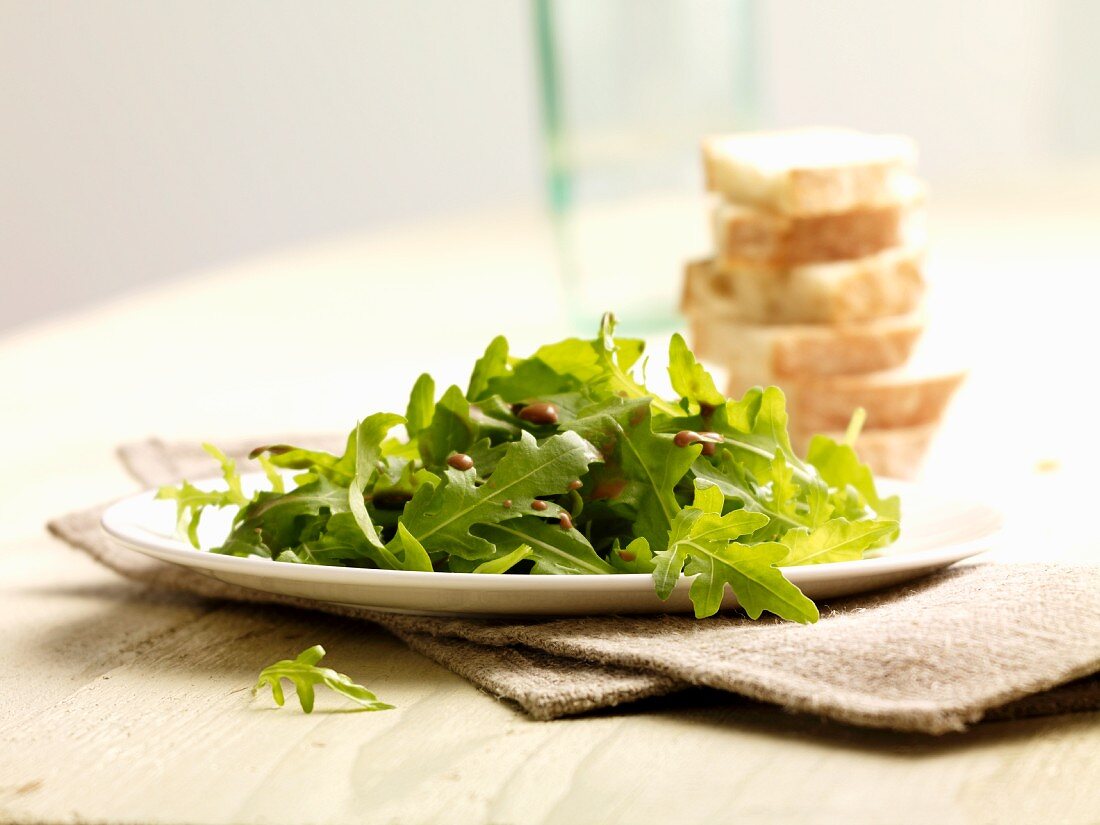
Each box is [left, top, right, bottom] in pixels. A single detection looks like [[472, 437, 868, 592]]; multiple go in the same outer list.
[[160, 314, 899, 623]]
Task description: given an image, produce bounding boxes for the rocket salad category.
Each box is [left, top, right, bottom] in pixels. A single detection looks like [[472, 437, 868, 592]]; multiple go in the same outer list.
[[160, 314, 898, 622]]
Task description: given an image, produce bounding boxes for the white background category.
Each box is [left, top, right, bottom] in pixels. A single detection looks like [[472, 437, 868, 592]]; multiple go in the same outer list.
[[2, 0, 1097, 332]]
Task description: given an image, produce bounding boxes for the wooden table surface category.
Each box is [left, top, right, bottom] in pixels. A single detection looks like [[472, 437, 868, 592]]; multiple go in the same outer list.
[[2, 197, 1098, 825]]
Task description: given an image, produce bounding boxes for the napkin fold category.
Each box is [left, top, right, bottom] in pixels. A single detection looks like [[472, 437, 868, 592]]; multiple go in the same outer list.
[[47, 437, 1100, 734]]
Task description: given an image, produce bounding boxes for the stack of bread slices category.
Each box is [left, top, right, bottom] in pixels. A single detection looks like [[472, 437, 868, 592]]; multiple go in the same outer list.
[[682, 128, 964, 478]]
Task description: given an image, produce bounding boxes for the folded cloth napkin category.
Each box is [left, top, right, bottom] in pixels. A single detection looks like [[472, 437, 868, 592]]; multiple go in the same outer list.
[[47, 437, 1100, 734]]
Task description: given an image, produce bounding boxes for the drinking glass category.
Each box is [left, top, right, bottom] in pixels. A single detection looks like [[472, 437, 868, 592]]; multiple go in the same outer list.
[[534, 0, 759, 334]]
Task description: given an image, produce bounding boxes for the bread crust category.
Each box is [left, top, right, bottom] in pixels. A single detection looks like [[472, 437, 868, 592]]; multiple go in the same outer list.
[[701, 129, 917, 216], [688, 312, 925, 378], [682, 252, 926, 325], [713, 201, 920, 267]]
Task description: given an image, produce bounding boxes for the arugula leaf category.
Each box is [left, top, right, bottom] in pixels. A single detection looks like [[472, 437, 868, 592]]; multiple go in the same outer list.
[[472, 543, 532, 574], [476, 517, 614, 575], [767, 454, 799, 520], [215, 476, 349, 555], [347, 414, 405, 569], [253, 645, 393, 713], [466, 335, 509, 402], [668, 332, 725, 411], [419, 385, 476, 469], [691, 452, 782, 522], [652, 488, 769, 601], [392, 523, 434, 572], [405, 372, 435, 437], [570, 399, 698, 549], [685, 541, 818, 622], [257, 454, 286, 493], [487, 357, 580, 403], [249, 431, 357, 487], [468, 399, 523, 446], [368, 456, 437, 516], [710, 386, 805, 473], [156, 444, 251, 548], [807, 434, 901, 524], [399, 431, 598, 559], [591, 313, 678, 416], [609, 537, 654, 573], [781, 518, 899, 566], [275, 512, 389, 567], [653, 481, 818, 621], [157, 481, 238, 549], [532, 337, 602, 381], [464, 436, 509, 477]]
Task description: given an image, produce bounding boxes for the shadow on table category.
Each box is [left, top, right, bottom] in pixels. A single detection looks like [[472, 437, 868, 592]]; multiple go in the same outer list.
[[27, 579, 1100, 754], [566, 687, 1100, 756]]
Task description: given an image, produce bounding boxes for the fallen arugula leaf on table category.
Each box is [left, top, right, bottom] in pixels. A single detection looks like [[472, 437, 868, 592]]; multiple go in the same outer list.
[[253, 645, 393, 713], [162, 313, 900, 622]]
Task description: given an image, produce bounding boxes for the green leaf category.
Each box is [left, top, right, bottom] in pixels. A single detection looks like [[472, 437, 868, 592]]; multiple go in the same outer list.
[[690, 386, 838, 531], [366, 455, 435, 516], [285, 512, 392, 567], [668, 333, 725, 411], [486, 357, 579, 403], [253, 645, 393, 713], [653, 504, 768, 600], [348, 414, 405, 569], [257, 454, 285, 493], [532, 337, 602, 380], [405, 372, 436, 436], [691, 480, 725, 515], [399, 431, 599, 559], [466, 335, 509, 401], [472, 543, 531, 574], [156, 444, 253, 548], [781, 518, 899, 566], [569, 399, 698, 549], [215, 527, 273, 559], [249, 431, 358, 487], [592, 313, 678, 416], [685, 541, 819, 622], [157, 481, 241, 548], [476, 517, 614, 575], [609, 537, 654, 573], [709, 386, 809, 479], [651, 480, 818, 621], [419, 385, 476, 469], [467, 396, 523, 444], [464, 436, 509, 477], [203, 443, 250, 507], [692, 452, 814, 537], [394, 523, 434, 572], [807, 435, 901, 524], [219, 476, 349, 553]]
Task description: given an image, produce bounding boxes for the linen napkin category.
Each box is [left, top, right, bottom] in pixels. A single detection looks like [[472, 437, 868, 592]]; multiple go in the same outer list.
[[47, 437, 1100, 734]]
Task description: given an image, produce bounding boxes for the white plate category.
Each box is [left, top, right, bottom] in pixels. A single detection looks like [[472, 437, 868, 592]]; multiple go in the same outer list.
[[101, 475, 1001, 617]]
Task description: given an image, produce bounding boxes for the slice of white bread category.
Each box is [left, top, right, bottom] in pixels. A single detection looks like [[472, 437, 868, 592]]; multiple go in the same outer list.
[[688, 311, 925, 379], [712, 178, 925, 267], [792, 423, 940, 480], [681, 250, 926, 325], [727, 365, 966, 432], [702, 127, 918, 215]]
